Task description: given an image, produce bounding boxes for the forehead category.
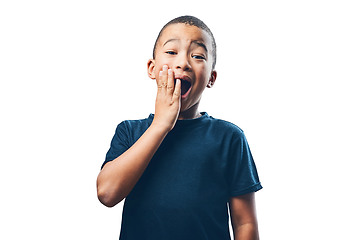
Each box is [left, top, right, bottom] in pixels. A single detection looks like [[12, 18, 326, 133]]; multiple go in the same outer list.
[[158, 23, 212, 51]]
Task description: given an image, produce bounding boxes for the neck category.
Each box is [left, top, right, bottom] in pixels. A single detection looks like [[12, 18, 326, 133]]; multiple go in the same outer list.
[[178, 103, 201, 120]]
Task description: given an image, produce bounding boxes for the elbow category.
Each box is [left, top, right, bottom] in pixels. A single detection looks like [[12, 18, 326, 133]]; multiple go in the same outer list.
[[97, 180, 125, 208], [96, 170, 129, 207], [97, 190, 116, 208], [97, 186, 124, 208]]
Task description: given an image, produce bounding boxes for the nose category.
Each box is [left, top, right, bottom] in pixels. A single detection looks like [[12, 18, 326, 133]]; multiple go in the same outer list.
[[175, 53, 191, 71]]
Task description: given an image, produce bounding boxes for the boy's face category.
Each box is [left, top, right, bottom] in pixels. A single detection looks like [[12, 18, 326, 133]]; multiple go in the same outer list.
[[148, 23, 217, 115]]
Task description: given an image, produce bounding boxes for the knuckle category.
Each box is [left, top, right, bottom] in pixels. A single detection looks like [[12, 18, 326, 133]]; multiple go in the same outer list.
[[158, 83, 167, 88]]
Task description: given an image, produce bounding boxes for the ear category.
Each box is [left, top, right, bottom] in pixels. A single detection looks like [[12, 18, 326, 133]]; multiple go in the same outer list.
[[207, 70, 217, 88], [147, 59, 156, 79]]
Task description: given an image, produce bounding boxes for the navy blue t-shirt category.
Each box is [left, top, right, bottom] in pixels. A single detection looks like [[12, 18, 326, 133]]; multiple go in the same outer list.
[[102, 112, 262, 240]]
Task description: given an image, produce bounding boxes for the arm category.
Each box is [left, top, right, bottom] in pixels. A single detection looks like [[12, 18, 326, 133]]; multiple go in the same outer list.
[[97, 122, 168, 207], [97, 65, 180, 207], [229, 193, 260, 240]]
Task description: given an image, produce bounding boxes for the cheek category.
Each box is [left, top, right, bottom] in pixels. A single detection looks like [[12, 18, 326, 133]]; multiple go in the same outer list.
[[154, 59, 172, 72], [195, 66, 210, 82], [153, 63, 170, 80]]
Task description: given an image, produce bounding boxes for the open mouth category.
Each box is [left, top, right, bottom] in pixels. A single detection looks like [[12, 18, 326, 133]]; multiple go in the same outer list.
[[180, 79, 191, 96], [174, 76, 192, 98]]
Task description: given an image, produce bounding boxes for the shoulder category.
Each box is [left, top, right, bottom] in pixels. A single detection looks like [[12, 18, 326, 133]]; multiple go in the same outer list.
[[206, 114, 245, 136], [117, 114, 152, 128], [115, 115, 153, 137]]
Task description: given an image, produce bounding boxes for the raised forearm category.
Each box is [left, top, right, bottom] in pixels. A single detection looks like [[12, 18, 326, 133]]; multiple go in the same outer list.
[[97, 122, 168, 207], [97, 65, 180, 207]]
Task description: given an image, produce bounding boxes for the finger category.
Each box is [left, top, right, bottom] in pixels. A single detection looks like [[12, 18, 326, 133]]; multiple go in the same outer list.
[[157, 69, 167, 92], [158, 65, 168, 88], [156, 69, 162, 86], [167, 69, 175, 93], [173, 79, 181, 100]]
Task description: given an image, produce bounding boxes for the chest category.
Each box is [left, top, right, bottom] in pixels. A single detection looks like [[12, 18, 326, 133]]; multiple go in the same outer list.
[[130, 131, 232, 207]]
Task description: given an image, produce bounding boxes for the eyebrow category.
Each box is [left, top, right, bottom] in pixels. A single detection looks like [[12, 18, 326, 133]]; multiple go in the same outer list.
[[163, 39, 179, 46], [163, 39, 208, 53], [192, 41, 208, 53]]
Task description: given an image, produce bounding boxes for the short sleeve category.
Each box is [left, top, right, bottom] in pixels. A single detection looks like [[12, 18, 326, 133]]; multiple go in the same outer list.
[[228, 131, 262, 196], [101, 122, 130, 169]]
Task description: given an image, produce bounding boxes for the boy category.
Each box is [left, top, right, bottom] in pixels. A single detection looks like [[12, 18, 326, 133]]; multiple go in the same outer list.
[[97, 16, 262, 240]]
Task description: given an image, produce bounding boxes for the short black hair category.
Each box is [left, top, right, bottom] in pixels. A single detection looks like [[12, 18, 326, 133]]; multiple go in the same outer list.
[[152, 15, 217, 70]]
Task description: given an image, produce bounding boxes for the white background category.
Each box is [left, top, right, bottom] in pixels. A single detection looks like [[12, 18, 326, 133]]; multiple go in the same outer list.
[[1, 0, 363, 239]]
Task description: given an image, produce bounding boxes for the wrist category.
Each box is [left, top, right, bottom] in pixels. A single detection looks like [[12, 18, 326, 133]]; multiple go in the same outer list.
[[150, 120, 172, 135]]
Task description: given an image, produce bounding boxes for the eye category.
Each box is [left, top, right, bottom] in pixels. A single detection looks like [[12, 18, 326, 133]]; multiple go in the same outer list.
[[166, 51, 177, 55], [192, 55, 206, 60]]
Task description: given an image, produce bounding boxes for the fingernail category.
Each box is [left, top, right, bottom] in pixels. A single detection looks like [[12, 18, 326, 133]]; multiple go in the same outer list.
[[163, 65, 168, 71], [168, 69, 173, 74]]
